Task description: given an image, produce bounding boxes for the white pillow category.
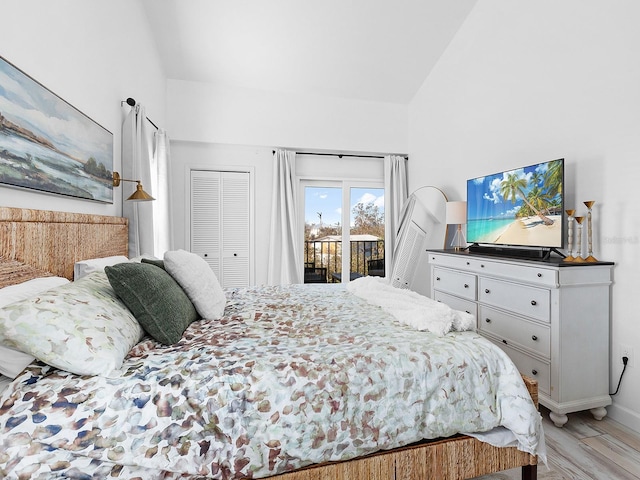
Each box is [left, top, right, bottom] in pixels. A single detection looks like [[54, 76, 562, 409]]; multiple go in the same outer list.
[[0, 344, 35, 379], [0, 276, 70, 308], [0, 272, 144, 376], [74, 255, 130, 280], [0, 276, 70, 378], [164, 250, 226, 320]]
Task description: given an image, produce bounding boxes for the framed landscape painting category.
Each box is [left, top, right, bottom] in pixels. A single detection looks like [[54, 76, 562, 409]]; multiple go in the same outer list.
[[0, 56, 113, 203]]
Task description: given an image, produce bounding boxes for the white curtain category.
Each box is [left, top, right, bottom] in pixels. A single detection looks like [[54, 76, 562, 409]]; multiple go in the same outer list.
[[151, 129, 173, 255], [122, 104, 172, 258], [267, 149, 303, 285], [384, 154, 408, 275]]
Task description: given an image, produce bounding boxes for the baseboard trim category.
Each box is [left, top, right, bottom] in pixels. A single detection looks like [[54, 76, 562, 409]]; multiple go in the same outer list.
[[607, 402, 640, 435]]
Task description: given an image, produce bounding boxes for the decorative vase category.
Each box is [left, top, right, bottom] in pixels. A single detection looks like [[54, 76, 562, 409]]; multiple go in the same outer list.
[[583, 201, 597, 262], [573, 216, 585, 262], [564, 209, 575, 262]]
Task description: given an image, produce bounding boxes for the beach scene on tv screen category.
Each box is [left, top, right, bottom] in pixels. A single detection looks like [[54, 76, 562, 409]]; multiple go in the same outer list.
[[467, 159, 563, 248]]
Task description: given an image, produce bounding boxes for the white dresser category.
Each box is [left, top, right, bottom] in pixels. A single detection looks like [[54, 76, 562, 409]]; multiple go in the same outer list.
[[427, 250, 614, 427]]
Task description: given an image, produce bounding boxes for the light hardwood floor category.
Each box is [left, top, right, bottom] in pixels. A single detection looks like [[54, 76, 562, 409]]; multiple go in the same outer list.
[[476, 406, 640, 480]]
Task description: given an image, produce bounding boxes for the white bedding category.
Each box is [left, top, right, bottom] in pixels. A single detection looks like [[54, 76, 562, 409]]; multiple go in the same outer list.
[[347, 275, 476, 335]]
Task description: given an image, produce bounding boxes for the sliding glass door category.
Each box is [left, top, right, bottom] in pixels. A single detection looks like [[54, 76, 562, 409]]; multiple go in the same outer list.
[[302, 181, 384, 284]]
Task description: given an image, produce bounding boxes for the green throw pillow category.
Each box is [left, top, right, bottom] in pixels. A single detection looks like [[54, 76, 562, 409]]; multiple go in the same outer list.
[[141, 257, 165, 270], [105, 262, 199, 345]]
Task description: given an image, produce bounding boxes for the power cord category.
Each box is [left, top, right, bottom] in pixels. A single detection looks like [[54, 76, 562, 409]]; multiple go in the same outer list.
[[610, 356, 628, 396]]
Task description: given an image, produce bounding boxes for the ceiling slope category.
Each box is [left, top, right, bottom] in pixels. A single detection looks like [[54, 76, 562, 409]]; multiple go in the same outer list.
[[142, 0, 476, 104]]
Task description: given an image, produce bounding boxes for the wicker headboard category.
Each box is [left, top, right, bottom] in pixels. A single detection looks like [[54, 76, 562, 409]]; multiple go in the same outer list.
[[0, 207, 128, 286]]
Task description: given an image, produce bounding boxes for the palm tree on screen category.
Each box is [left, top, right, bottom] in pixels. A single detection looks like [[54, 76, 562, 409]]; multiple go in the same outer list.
[[500, 173, 554, 225], [527, 185, 553, 216], [544, 159, 563, 197]]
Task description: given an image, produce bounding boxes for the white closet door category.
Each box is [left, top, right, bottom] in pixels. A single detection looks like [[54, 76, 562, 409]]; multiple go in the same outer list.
[[221, 172, 250, 288], [190, 170, 250, 288], [191, 171, 221, 278]]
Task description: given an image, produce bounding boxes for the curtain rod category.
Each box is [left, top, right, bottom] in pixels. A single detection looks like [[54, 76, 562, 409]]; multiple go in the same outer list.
[[273, 150, 408, 160], [121, 97, 159, 130], [300, 152, 384, 159]]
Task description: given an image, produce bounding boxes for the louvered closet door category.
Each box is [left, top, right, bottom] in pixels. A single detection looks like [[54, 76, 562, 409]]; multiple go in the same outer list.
[[190, 170, 250, 288], [221, 172, 249, 288], [191, 171, 221, 278]]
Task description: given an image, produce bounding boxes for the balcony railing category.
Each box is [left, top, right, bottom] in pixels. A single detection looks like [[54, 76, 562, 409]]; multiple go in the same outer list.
[[304, 240, 384, 283]]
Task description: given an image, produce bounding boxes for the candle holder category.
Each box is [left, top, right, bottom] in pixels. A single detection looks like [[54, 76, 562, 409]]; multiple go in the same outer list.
[[583, 201, 597, 262], [573, 216, 585, 262], [564, 209, 575, 262]]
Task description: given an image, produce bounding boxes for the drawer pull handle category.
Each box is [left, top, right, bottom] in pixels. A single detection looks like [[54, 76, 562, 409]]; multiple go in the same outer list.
[[485, 318, 491, 323], [532, 335, 538, 341], [436, 277, 441, 281], [464, 284, 469, 288], [466, 261, 470, 265], [531, 300, 537, 306], [481, 264, 485, 268], [531, 369, 538, 376], [537, 273, 542, 277], [485, 289, 490, 294]]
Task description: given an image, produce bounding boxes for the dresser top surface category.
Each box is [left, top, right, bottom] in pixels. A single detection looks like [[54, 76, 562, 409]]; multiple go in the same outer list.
[[427, 249, 614, 268]]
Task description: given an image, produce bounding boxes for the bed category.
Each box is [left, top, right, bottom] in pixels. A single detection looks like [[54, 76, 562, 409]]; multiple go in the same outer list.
[[0, 206, 543, 479]]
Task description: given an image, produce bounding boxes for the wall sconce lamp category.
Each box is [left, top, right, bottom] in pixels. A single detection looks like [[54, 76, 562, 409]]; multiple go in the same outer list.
[[446, 201, 467, 251], [112, 172, 155, 201]]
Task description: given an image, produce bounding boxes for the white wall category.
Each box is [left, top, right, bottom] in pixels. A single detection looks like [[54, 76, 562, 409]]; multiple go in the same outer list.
[[168, 79, 408, 284], [408, 0, 640, 431], [0, 0, 166, 217], [167, 80, 407, 153]]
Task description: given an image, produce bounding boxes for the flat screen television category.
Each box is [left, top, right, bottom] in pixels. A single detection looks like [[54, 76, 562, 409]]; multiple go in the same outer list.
[[466, 158, 564, 255]]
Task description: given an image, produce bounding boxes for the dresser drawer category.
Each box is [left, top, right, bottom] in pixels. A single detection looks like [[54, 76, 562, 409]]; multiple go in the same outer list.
[[433, 267, 477, 300], [479, 277, 550, 322], [485, 335, 551, 396], [427, 252, 558, 287], [428, 253, 477, 271], [434, 291, 477, 319], [478, 305, 550, 358], [473, 259, 557, 287]]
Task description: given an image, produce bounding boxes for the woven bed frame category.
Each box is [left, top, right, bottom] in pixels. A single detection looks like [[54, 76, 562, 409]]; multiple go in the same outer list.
[[0, 206, 538, 480], [0, 206, 128, 286]]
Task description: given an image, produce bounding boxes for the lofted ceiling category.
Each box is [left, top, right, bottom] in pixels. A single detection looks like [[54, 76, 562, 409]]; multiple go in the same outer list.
[[141, 0, 476, 105]]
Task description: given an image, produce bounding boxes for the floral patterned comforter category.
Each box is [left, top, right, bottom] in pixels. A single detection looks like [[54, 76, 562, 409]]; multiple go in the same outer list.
[[0, 284, 544, 479]]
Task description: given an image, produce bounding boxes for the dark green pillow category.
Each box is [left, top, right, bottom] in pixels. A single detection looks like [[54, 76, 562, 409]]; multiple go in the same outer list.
[[141, 257, 165, 270], [105, 262, 199, 345]]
